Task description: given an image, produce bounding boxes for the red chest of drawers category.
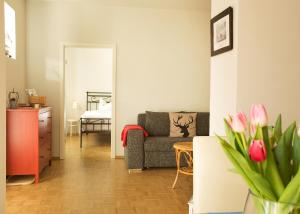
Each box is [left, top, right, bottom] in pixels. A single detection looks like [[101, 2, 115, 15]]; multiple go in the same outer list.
[[6, 107, 52, 183]]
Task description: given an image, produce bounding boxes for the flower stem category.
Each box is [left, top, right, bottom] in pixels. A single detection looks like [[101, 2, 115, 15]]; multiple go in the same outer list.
[[241, 133, 248, 150]]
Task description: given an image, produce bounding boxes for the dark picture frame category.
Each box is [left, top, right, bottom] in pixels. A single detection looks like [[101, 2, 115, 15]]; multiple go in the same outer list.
[[210, 7, 233, 56]]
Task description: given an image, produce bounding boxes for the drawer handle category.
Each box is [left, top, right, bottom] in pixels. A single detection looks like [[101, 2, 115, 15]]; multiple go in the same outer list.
[[48, 117, 52, 119], [40, 137, 44, 140], [39, 155, 44, 158], [39, 120, 44, 122]]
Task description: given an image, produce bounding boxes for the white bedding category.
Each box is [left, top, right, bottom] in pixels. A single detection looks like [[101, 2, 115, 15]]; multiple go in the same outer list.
[[81, 110, 111, 119], [81, 103, 112, 119]]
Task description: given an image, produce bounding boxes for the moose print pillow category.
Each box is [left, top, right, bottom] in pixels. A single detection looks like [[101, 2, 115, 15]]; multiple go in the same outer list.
[[169, 112, 197, 137]]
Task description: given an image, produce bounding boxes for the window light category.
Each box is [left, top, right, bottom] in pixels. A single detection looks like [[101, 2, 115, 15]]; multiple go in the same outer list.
[[4, 2, 16, 59]]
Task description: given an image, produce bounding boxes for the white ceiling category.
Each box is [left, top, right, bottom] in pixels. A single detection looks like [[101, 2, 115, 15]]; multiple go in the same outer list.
[[37, 0, 211, 11]]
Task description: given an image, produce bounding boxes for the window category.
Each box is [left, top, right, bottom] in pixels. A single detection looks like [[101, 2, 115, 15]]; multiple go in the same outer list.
[[4, 2, 16, 59]]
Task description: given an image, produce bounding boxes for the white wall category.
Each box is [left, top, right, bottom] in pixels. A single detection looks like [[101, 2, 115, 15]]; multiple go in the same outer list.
[[193, 137, 247, 213], [237, 0, 300, 126], [0, 0, 6, 212], [65, 47, 113, 122], [210, 0, 300, 135], [6, 0, 26, 103], [209, 0, 239, 136], [26, 1, 211, 156]]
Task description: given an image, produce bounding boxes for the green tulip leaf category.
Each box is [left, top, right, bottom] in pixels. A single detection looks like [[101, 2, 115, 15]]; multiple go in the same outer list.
[[262, 127, 285, 198], [273, 114, 282, 142], [274, 122, 296, 186], [274, 135, 292, 186], [284, 122, 296, 155], [279, 167, 300, 213], [293, 130, 300, 175], [217, 136, 277, 201]]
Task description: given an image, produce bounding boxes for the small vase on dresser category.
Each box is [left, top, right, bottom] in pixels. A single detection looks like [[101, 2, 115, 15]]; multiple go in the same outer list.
[[6, 107, 52, 183]]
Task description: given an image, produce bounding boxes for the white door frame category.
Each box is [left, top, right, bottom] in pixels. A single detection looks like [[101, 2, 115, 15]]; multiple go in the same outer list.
[[59, 42, 117, 159], [0, 0, 6, 211]]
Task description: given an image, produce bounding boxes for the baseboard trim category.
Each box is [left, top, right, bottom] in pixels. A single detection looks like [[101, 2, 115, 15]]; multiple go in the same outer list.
[[128, 169, 143, 174], [115, 155, 124, 159], [51, 157, 60, 160]]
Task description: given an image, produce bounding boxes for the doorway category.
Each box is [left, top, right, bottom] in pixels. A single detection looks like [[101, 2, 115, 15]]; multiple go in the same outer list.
[[60, 43, 116, 159]]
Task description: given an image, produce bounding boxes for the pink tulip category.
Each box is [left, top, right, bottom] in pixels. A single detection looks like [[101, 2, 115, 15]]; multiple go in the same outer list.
[[250, 104, 268, 127], [231, 112, 248, 133], [250, 124, 257, 137], [249, 140, 267, 162], [298, 127, 300, 136], [226, 115, 233, 128]]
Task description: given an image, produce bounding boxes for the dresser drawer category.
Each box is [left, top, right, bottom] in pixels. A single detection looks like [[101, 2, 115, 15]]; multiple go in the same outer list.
[[38, 108, 52, 173], [39, 143, 51, 172], [39, 109, 52, 120], [41, 132, 52, 144], [39, 145, 46, 172], [39, 114, 52, 144]]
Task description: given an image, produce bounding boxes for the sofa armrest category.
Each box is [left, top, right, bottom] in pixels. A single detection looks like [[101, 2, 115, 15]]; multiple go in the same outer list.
[[124, 130, 145, 170]]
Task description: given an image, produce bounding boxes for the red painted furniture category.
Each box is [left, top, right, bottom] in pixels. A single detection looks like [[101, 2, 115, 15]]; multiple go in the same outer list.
[[6, 107, 52, 183]]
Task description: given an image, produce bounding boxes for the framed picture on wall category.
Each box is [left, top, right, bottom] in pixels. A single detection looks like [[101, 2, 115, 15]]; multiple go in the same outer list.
[[210, 7, 233, 56]]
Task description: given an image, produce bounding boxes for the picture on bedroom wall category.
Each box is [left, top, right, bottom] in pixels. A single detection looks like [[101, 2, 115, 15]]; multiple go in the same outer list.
[[210, 7, 233, 56]]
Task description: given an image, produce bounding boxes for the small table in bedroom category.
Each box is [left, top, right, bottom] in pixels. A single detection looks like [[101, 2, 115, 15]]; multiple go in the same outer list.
[[172, 141, 193, 189], [67, 119, 79, 137]]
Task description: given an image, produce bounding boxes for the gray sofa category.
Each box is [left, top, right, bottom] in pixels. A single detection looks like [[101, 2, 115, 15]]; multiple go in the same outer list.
[[124, 111, 209, 170]]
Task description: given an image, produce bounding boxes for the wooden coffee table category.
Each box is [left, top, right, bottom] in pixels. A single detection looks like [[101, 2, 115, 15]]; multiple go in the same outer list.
[[172, 141, 193, 188]]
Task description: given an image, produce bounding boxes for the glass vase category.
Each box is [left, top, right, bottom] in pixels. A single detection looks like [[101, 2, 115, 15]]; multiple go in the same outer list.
[[244, 192, 300, 214]]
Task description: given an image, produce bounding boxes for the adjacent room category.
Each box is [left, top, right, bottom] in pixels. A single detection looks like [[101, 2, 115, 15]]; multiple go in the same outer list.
[[64, 46, 113, 153], [1, 0, 300, 214]]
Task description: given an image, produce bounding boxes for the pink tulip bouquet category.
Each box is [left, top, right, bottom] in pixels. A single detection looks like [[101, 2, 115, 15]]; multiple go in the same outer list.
[[217, 104, 300, 213]]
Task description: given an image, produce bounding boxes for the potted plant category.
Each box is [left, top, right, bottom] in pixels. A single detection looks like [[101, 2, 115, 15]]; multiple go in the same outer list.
[[217, 105, 300, 213]]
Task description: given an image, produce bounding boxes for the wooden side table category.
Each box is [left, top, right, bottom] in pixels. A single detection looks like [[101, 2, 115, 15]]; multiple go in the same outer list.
[[172, 141, 193, 189]]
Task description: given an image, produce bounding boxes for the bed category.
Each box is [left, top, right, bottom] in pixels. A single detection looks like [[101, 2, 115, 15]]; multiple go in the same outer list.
[[80, 92, 112, 148]]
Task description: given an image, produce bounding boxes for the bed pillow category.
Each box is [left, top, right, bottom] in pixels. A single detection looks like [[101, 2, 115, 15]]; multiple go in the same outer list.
[[145, 111, 170, 136], [98, 102, 112, 111], [169, 112, 197, 137], [99, 98, 107, 107]]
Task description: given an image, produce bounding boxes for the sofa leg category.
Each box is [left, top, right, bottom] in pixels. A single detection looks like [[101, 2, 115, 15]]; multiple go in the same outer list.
[[128, 169, 143, 174]]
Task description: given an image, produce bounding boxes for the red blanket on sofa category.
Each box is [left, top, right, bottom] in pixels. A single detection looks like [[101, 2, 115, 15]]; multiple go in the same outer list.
[[121, 125, 148, 147]]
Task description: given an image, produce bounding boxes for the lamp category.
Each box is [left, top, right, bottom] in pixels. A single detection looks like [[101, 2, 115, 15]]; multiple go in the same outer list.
[[72, 101, 78, 110]]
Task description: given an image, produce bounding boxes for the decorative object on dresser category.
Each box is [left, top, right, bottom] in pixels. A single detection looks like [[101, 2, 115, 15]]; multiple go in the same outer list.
[[6, 107, 52, 184], [25, 88, 46, 108], [8, 88, 19, 109], [28, 96, 46, 108]]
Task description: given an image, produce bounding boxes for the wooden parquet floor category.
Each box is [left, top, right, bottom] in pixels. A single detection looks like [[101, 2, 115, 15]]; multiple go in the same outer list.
[[6, 133, 192, 214]]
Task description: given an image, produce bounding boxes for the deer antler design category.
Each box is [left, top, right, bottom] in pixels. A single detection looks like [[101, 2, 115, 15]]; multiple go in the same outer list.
[[173, 115, 194, 137]]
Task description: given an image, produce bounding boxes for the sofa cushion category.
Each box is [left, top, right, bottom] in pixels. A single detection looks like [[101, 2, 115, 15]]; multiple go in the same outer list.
[[144, 137, 193, 152], [145, 111, 170, 136], [197, 112, 210, 136], [169, 112, 197, 137], [139, 112, 210, 136], [144, 151, 187, 167], [138, 113, 146, 128]]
